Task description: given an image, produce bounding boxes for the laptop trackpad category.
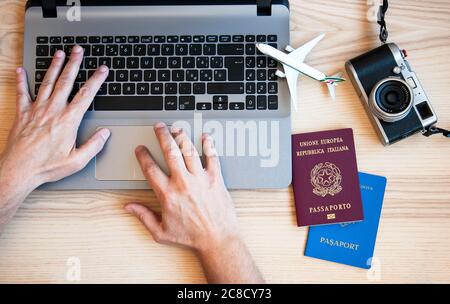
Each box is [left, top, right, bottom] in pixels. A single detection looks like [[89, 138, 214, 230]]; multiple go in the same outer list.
[[95, 126, 169, 181]]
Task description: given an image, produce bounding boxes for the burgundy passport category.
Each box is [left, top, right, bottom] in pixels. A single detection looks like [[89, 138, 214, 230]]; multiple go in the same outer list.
[[292, 128, 363, 227]]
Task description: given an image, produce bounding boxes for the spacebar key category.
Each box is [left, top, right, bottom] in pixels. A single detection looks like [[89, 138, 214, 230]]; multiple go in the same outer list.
[[94, 96, 164, 111], [207, 83, 244, 94]]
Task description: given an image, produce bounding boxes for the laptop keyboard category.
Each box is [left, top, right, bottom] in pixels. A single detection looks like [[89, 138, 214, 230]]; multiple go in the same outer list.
[[34, 35, 279, 111]]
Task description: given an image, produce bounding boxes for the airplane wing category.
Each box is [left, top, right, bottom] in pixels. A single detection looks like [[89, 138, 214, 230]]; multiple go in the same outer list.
[[286, 34, 325, 62], [283, 64, 300, 112]]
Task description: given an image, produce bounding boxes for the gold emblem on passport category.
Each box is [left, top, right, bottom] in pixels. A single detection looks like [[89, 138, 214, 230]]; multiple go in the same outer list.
[[311, 162, 343, 197], [327, 214, 336, 220]]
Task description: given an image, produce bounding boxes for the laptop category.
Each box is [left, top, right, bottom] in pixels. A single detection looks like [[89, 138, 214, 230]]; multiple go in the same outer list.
[[23, 0, 292, 189]]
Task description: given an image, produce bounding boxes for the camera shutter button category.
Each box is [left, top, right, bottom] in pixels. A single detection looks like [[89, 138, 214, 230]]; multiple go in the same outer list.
[[393, 66, 402, 74]]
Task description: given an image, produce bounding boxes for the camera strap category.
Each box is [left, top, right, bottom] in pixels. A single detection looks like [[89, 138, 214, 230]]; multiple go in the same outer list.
[[422, 126, 450, 138], [378, 0, 389, 43]]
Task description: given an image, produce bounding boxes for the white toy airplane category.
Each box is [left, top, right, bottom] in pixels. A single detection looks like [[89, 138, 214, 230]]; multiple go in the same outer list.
[[256, 34, 345, 111]]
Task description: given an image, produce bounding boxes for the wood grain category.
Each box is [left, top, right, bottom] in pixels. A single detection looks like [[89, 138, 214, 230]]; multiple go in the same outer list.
[[0, 0, 449, 283]]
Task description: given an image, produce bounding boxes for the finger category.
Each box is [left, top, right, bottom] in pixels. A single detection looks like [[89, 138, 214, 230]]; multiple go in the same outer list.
[[15, 67, 32, 115], [154, 122, 187, 175], [202, 133, 222, 176], [172, 128, 203, 174], [51, 45, 84, 102], [135, 145, 169, 193], [69, 128, 111, 172], [124, 203, 164, 242], [35, 50, 66, 102], [64, 65, 109, 125]]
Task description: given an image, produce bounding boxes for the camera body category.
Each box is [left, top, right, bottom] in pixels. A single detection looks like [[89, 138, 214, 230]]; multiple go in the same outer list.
[[346, 43, 437, 145]]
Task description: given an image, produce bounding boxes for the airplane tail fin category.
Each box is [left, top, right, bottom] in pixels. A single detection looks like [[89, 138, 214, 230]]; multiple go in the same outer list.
[[321, 73, 345, 100]]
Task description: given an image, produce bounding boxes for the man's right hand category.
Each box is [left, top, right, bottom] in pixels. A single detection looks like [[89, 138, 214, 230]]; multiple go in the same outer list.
[[124, 123, 264, 284]]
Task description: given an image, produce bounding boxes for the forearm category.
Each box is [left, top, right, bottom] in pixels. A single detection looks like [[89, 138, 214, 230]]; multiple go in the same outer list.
[[197, 235, 265, 284]]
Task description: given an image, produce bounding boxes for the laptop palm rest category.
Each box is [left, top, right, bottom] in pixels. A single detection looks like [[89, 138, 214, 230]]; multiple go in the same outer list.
[[95, 126, 169, 181]]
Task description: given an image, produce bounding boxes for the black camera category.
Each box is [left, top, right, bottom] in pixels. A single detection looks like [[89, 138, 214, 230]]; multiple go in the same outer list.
[[346, 43, 438, 145]]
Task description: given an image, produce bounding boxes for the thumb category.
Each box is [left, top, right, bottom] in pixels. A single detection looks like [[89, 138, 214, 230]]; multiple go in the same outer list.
[[124, 203, 164, 242], [71, 128, 111, 170]]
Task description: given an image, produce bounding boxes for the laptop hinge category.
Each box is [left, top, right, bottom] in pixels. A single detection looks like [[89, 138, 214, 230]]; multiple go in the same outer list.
[[257, 0, 272, 16], [42, 0, 57, 18]]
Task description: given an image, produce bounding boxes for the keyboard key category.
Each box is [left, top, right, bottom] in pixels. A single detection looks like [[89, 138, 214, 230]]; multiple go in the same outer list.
[[213, 69, 227, 81], [165, 96, 177, 110], [167, 36, 179, 43], [92, 45, 105, 56], [102, 36, 113, 43], [268, 35, 277, 42], [257, 56, 267, 68], [137, 83, 150, 95], [179, 96, 195, 110], [233, 35, 244, 42], [36, 45, 49, 56], [155, 57, 167, 68], [218, 44, 244, 55], [130, 70, 143, 81], [76, 36, 87, 44], [246, 96, 256, 110], [113, 57, 125, 69], [63, 36, 74, 44], [193, 35, 205, 42], [186, 70, 199, 81], [268, 58, 278, 68], [256, 35, 266, 42], [246, 57, 256, 68], [116, 70, 128, 82], [200, 70, 213, 81], [196, 57, 209, 68], [106, 44, 119, 56], [225, 57, 245, 81], [175, 44, 188, 55], [246, 35, 256, 42], [141, 36, 153, 43], [95, 96, 163, 111], [197, 103, 212, 110], [168, 57, 181, 68], [89, 36, 101, 43], [64, 45, 74, 55], [141, 57, 153, 68], [154, 36, 166, 43], [203, 44, 216, 55], [268, 95, 278, 110], [98, 83, 107, 95], [193, 83, 206, 94], [35, 71, 45, 82], [119, 44, 133, 56], [115, 36, 127, 43], [76, 70, 86, 82], [257, 96, 267, 110], [213, 95, 228, 103], [134, 44, 146, 56], [268, 82, 278, 94], [151, 83, 163, 94], [35, 83, 41, 95], [128, 36, 140, 43], [144, 70, 156, 81], [257, 83, 267, 94], [219, 35, 231, 42], [180, 35, 192, 43], [162, 44, 174, 55], [165, 83, 177, 95], [206, 35, 218, 42], [208, 83, 244, 94], [85, 57, 98, 69], [257, 69, 267, 81], [179, 83, 191, 95], [213, 102, 228, 110], [230, 102, 245, 110], [123, 83, 136, 95], [189, 44, 202, 55], [80, 45, 91, 56], [268, 69, 278, 80], [50, 36, 61, 44], [127, 57, 139, 69], [37, 36, 48, 44], [246, 82, 256, 94], [182, 57, 195, 68], [50, 45, 63, 56], [246, 70, 256, 81], [172, 70, 184, 81], [210, 57, 223, 68], [148, 44, 161, 55], [246, 44, 256, 55], [108, 83, 121, 95], [36, 58, 52, 70], [158, 70, 171, 81]]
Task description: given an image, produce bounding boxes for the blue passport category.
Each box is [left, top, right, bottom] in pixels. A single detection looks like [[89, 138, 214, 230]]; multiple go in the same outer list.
[[305, 172, 387, 269]]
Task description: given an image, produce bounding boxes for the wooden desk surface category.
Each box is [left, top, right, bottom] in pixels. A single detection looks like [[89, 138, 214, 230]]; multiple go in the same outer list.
[[0, 0, 449, 283]]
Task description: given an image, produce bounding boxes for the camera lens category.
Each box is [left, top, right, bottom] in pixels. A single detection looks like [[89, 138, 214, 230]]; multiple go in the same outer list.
[[369, 78, 413, 123]]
